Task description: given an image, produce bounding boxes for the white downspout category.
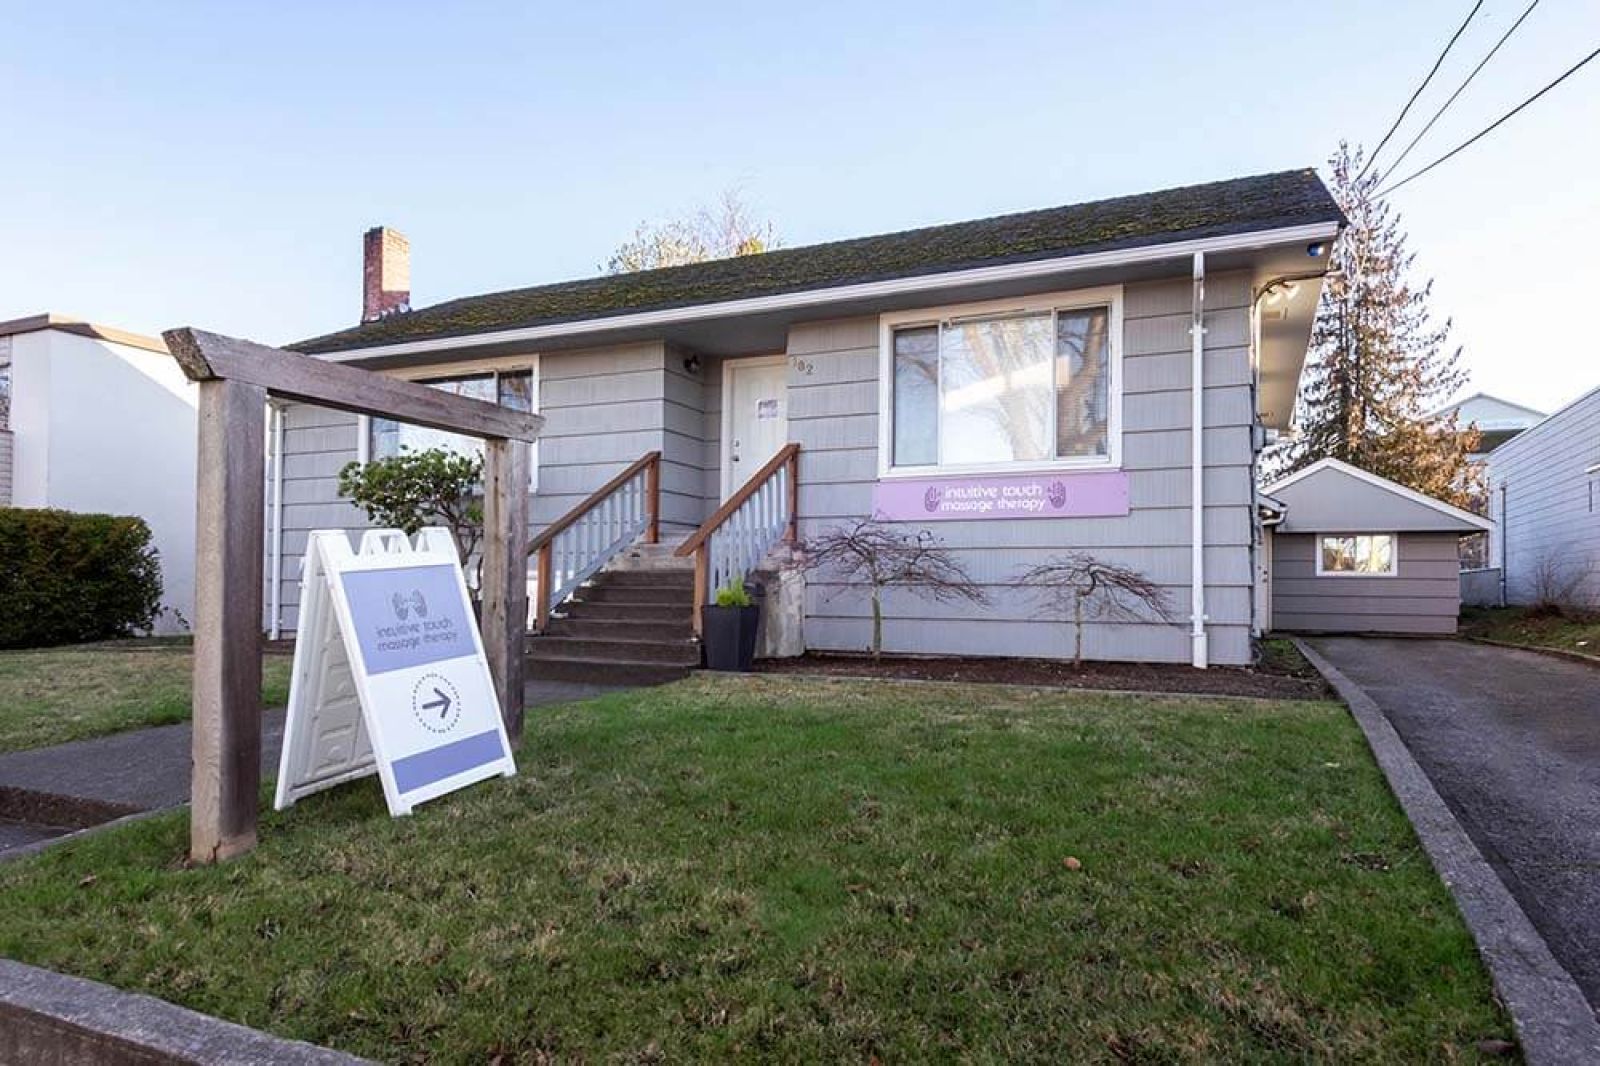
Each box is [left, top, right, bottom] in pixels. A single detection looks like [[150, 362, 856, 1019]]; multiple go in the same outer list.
[[268, 401, 286, 641], [1190, 252, 1208, 668]]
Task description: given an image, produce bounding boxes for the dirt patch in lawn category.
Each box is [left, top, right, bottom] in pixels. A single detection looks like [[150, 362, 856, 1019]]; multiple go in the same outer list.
[[757, 641, 1331, 701]]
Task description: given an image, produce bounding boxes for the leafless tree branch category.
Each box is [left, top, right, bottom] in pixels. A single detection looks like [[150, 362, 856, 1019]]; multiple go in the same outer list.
[[801, 518, 986, 659], [1016, 552, 1174, 665]]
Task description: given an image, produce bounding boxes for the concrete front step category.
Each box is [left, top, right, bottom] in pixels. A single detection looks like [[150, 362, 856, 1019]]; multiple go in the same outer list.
[[560, 601, 692, 624], [608, 541, 696, 573], [574, 584, 695, 606], [544, 616, 694, 642], [590, 569, 695, 588], [523, 655, 693, 686], [527, 635, 699, 666], [526, 541, 702, 687]]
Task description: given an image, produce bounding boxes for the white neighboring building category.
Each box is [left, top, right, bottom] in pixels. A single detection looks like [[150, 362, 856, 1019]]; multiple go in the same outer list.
[[0, 315, 198, 632], [1484, 385, 1600, 609], [1432, 392, 1546, 459]]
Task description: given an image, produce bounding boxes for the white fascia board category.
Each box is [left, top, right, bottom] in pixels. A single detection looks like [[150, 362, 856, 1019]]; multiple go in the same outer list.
[[1264, 457, 1493, 531], [316, 221, 1341, 363]]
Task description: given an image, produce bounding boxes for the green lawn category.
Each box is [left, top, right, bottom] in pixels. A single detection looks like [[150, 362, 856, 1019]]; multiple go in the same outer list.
[[0, 677, 1511, 1062], [0, 643, 291, 753], [1459, 605, 1600, 658]]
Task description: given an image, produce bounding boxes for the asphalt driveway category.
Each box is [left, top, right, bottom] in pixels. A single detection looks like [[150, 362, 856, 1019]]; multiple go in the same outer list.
[[1307, 636, 1600, 1008]]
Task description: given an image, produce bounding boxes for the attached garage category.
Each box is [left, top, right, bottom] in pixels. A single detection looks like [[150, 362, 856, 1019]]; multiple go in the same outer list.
[[1261, 458, 1492, 635]]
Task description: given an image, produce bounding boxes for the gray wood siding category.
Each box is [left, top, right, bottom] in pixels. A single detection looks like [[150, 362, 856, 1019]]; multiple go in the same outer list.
[[702, 357, 724, 504], [536, 341, 665, 530], [270, 340, 725, 632], [786, 272, 1258, 666], [1486, 386, 1600, 608], [0, 430, 11, 506], [536, 341, 718, 535], [1271, 532, 1461, 634], [268, 402, 368, 632], [663, 346, 715, 529]]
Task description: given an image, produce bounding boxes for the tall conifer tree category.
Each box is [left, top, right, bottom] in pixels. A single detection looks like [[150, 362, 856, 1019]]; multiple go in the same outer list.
[[1272, 143, 1478, 505]]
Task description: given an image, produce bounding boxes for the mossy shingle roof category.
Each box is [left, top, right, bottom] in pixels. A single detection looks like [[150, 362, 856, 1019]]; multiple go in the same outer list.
[[295, 168, 1340, 354]]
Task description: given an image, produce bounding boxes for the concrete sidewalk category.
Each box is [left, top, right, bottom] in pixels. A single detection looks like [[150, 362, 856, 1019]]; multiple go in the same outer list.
[[0, 679, 620, 857]]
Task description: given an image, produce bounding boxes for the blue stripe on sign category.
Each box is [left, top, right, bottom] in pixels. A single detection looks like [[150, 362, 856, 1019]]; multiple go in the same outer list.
[[391, 730, 506, 794]]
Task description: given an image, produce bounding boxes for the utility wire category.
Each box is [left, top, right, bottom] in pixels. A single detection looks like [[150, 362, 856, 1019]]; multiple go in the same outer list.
[[1378, 42, 1600, 197], [1380, 0, 1542, 181], [1358, 0, 1485, 182]]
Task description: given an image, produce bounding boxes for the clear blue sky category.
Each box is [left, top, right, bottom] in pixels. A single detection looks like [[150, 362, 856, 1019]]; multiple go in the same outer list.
[[2, 1, 1595, 411]]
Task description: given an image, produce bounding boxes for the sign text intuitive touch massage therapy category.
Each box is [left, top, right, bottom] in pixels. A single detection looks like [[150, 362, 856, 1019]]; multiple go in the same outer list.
[[275, 528, 516, 816], [872, 470, 1130, 521]]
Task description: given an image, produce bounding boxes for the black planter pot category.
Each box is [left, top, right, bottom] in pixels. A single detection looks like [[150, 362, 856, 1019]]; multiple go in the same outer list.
[[703, 603, 761, 672]]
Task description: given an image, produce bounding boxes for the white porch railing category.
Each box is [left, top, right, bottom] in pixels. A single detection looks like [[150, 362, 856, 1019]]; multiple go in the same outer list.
[[529, 451, 660, 631], [677, 444, 799, 636]]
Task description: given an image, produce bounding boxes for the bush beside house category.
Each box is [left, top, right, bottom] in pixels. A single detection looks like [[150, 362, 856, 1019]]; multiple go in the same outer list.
[[0, 509, 163, 647]]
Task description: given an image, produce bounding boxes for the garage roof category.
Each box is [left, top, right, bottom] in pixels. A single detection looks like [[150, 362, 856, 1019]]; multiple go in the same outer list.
[[1264, 459, 1492, 534]]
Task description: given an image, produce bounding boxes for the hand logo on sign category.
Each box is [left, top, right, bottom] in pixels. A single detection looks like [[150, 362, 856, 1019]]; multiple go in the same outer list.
[[390, 590, 429, 621]]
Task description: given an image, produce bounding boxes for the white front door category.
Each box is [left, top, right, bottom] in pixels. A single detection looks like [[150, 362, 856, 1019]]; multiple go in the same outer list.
[[722, 357, 788, 497], [1255, 527, 1274, 635]]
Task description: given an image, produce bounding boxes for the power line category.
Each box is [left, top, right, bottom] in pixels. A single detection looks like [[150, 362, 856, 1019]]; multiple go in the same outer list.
[[1377, 43, 1600, 197], [1358, 0, 1485, 182], [1380, 0, 1542, 182]]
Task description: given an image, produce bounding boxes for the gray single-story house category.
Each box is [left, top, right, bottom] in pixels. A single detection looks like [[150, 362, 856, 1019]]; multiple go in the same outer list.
[[1261, 458, 1492, 635], [270, 169, 1348, 676]]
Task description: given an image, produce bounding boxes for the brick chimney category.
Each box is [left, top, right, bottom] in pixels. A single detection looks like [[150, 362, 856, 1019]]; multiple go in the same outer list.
[[362, 226, 411, 322]]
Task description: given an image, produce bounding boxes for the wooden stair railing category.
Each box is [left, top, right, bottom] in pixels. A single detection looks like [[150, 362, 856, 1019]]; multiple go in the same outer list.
[[528, 450, 660, 632], [676, 443, 799, 637]]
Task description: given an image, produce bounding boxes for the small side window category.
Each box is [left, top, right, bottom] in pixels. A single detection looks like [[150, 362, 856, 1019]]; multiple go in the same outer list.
[[1317, 534, 1396, 576]]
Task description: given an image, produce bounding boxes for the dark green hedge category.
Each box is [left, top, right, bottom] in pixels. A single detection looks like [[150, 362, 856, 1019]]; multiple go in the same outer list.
[[0, 509, 164, 648]]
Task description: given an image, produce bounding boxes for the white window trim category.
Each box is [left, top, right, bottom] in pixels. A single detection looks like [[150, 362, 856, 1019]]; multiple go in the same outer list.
[[1314, 532, 1399, 578], [357, 355, 540, 490], [876, 285, 1124, 479]]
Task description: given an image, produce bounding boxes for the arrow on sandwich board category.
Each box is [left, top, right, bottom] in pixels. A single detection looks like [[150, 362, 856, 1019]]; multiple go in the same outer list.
[[422, 688, 452, 718]]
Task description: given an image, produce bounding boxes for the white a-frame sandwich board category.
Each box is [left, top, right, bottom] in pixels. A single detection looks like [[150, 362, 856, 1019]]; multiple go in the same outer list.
[[275, 528, 516, 816]]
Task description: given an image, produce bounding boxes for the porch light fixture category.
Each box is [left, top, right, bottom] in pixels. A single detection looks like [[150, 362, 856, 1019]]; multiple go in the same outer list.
[[682, 353, 702, 375]]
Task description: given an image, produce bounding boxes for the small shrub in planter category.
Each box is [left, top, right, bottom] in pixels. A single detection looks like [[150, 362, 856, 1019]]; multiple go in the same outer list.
[[0, 508, 163, 647], [703, 577, 761, 672]]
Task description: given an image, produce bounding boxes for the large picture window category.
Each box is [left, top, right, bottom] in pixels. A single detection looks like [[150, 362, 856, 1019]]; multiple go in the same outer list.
[[366, 366, 537, 486], [1317, 534, 1397, 576], [882, 289, 1119, 474]]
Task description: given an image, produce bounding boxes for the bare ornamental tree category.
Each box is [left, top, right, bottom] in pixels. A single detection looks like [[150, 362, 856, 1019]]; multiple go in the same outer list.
[[801, 518, 986, 660], [606, 189, 778, 274], [1017, 553, 1174, 666]]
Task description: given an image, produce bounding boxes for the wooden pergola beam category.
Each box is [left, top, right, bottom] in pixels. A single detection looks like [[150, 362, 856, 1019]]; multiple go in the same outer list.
[[161, 327, 542, 863], [164, 328, 542, 442]]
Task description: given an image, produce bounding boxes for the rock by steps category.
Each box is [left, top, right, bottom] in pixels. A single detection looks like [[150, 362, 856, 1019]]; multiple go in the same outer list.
[[526, 547, 699, 685]]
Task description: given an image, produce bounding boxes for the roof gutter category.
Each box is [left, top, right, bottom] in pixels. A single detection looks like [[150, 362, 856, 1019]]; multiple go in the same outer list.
[[310, 221, 1341, 363]]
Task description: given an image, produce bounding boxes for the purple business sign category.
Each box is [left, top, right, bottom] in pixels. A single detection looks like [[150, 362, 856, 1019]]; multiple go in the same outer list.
[[339, 564, 475, 675], [872, 470, 1130, 521]]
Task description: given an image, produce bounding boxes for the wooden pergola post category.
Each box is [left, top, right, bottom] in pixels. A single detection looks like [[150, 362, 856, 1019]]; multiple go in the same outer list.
[[190, 378, 267, 862], [481, 438, 530, 741], [164, 328, 542, 863]]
